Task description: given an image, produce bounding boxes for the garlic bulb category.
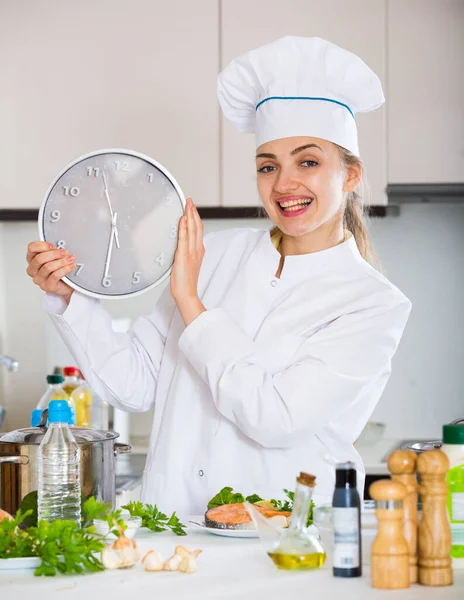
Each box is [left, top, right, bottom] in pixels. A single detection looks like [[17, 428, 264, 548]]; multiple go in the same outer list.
[[163, 553, 182, 571], [113, 532, 137, 551], [178, 555, 198, 574], [142, 550, 164, 572], [101, 530, 139, 570]]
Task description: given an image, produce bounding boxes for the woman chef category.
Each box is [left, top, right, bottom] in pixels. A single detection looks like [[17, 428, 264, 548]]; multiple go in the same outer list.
[[26, 37, 411, 515]]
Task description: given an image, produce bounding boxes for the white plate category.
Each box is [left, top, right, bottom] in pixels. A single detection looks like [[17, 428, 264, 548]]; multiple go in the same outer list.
[[188, 516, 258, 539], [0, 556, 41, 570]]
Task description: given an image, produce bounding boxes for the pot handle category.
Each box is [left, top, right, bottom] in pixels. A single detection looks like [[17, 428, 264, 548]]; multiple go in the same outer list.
[[114, 443, 131, 457], [0, 455, 29, 465]]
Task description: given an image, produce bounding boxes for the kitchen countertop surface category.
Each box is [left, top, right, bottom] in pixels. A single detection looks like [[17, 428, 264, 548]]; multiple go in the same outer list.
[[2, 528, 463, 599]]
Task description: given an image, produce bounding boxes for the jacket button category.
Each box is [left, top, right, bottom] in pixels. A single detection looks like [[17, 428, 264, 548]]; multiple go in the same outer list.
[[198, 470, 204, 477], [270, 280, 277, 287]]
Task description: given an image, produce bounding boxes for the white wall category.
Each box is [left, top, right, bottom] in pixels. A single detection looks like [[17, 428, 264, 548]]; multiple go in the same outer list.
[[1, 205, 463, 439]]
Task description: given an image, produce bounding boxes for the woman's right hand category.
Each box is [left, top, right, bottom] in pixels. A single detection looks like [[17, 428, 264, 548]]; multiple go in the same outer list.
[[26, 242, 76, 304]]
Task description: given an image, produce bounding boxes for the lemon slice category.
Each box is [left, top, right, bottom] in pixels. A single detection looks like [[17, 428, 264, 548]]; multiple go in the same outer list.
[[254, 500, 275, 509]]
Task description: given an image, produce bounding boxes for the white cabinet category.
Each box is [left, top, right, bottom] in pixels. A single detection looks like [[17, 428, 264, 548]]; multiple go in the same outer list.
[[388, 0, 464, 183], [221, 0, 387, 206], [0, 1, 219, 209]]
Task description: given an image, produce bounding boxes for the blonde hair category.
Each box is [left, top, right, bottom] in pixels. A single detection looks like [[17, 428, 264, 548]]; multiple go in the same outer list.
[[337, 144, 379, 268], [261, 144, 379, 268]]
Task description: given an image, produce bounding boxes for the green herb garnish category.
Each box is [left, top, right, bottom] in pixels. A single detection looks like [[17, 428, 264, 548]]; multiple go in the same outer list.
[[271, 489, 315, 526], [207, 486, 263, 509], [121, 501, 186, 536], [0, 497, 126, 576]]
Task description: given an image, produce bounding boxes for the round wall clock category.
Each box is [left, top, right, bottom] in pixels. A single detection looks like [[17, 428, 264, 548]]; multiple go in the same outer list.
[[38, 149, 185, 299]]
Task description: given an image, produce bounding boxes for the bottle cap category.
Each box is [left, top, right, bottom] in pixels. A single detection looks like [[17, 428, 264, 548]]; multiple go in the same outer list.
[[47, 374, 64, 384], [335, 461, 357, 488], [31, 409, 44, 427], [443, 424, 464, 445], [48, 400, 71, 423], [63, 366, 80, 377]]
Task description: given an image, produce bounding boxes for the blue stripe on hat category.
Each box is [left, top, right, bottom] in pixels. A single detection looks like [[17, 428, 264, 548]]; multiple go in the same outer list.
[[256, 96, 354, 119]]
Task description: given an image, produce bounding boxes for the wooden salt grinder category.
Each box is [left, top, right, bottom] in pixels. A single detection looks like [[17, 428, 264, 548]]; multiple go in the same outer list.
[[417, 449, 453, 587], [387, 450, 418, 583], [369, 479, 409, 589]]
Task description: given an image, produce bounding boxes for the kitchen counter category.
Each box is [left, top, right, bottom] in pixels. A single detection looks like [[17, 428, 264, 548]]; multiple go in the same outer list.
[[2, 528, 463, 599]]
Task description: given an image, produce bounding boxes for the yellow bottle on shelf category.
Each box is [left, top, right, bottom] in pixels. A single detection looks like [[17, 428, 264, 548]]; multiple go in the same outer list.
[[71, 380, 93, 428], [62, 366, 81, 397], [37, 374, 75, 425]]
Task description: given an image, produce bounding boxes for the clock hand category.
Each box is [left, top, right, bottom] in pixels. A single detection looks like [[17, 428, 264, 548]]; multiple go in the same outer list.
[[103, 212, 118, 279], [102, 170, 120, 249]]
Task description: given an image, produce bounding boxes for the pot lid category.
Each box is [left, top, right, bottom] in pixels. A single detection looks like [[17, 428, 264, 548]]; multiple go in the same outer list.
[[0, 426, 119, 445], [405, 440, 442, 453]]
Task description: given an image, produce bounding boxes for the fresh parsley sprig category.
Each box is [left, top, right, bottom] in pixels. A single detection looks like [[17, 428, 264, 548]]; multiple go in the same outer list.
[[0, 510, 36, 558], [0, 498, 127, 576], [32, 519, 105, 577], [121, 501, 186, 536], [270, 489, 315, 526]]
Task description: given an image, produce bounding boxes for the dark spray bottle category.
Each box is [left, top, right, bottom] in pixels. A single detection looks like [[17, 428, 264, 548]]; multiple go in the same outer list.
[[332, 461, 362, 577]]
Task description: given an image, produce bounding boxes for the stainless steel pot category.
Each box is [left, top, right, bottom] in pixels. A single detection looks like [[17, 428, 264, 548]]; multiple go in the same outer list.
[[0, 422, 130, 515], [0, 407, 6, 432], [404, 418, 464, 454]]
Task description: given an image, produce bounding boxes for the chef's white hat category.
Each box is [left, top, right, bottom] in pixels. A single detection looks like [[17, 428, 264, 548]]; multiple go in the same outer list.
[[218, 36, 385, 157]]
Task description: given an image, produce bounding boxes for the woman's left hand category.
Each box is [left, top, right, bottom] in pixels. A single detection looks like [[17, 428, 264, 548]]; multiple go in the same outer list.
[[170, 198, 207, 325]]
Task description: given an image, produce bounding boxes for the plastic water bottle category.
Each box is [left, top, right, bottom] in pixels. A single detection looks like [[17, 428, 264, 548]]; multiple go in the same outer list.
[[38, 400, 81, 525]]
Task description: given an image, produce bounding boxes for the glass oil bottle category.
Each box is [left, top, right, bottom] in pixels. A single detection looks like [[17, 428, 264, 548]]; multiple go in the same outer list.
[[268, 472, 326, 570]]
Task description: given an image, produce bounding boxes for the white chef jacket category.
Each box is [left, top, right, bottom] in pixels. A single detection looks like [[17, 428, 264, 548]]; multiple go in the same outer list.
[[45, 228, 411, 517]]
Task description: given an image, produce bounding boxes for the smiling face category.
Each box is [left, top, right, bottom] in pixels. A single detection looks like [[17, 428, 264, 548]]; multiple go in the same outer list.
[[256, 137, 361, 247]]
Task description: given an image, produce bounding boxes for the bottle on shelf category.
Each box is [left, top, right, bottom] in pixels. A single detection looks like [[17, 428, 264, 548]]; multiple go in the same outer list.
[[268, 472, 325, 570], [71, 378, 93, 428], [332, 461, 362, 578], [37, 374, 75, 425], [91, 392, 109, 430], [62, 366, 81, 397], [441, 423, 464, 561], [37, 400, 81, 525], [31, 408, 44, 427]]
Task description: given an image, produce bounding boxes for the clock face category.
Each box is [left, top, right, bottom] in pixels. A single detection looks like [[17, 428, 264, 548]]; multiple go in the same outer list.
[[39, 149, 185, 299]]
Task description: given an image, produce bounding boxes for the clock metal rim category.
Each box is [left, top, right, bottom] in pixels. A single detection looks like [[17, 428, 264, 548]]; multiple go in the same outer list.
[[38, 148, 186, 301]]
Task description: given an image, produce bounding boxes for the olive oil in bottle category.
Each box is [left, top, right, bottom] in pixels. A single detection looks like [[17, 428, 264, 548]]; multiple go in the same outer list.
[[269, 472, 326, 570], [268, 551, 326, 569]]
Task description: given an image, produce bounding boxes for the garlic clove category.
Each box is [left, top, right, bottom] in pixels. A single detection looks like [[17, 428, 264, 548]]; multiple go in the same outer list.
[[117, 546, 139, 568], [101, 546, 123, 570], [142, 550, 164, 572], [175, 545, 202, 559], [178, 555, 198, 574], [163, 553, 182, 571]]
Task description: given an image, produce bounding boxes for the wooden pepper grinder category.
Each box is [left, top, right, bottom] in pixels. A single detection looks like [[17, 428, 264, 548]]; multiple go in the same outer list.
[[369, 479, 409, 589], [417, 449, 453, 586], [387, 450, 418, 583]]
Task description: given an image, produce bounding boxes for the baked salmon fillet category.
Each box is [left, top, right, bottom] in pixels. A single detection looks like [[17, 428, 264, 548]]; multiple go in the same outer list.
[[205, 503, 291, 530]]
